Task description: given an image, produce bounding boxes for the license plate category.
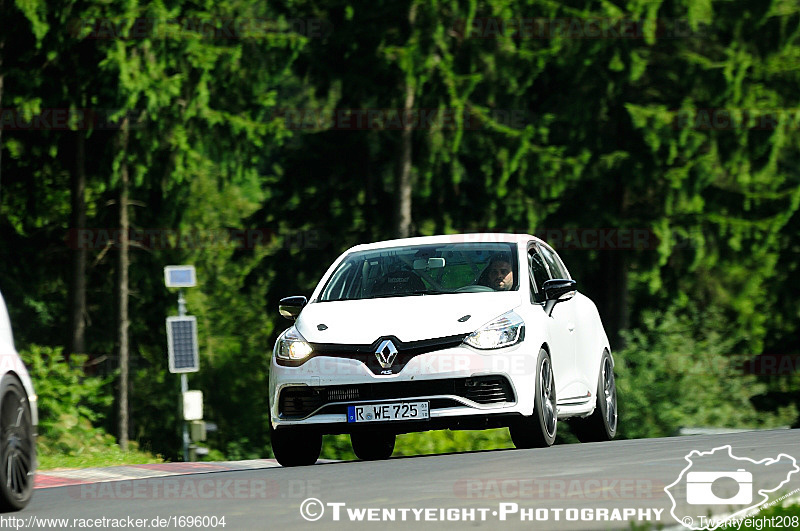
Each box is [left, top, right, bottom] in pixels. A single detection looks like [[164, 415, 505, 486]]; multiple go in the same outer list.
[[347, 401, 429, 423]]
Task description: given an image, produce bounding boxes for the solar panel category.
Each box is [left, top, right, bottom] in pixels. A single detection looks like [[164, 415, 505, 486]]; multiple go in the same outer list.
[[164, 265, 196, 288], [166, 316, 199, 373]]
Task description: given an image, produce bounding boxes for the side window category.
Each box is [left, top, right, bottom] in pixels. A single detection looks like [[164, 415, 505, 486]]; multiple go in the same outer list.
[[528, 248, 550, 303], [322, 261, 357, 301], [539, 244, 569, 280]]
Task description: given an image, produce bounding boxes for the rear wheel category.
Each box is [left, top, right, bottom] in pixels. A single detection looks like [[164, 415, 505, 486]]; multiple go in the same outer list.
[[510, 348, 557, 449], [350, 432, 395, 461], [0, 377, 35, 512], [270, 427, 321, 467], [571, 350, 617, 442]]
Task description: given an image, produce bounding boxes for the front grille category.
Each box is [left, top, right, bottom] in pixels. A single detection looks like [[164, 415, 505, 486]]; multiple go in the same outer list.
[[327, 388, 360, 401], [458, 378, 514, 404], [278, 376, 515, 418], [275, 333, 469, 373]]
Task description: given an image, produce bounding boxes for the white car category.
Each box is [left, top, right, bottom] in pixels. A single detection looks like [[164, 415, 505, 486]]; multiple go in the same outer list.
[[0, 290, 37, 510], [268, 234, 616, 466]]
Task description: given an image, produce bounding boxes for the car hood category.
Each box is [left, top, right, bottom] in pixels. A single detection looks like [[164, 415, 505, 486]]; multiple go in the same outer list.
[[295, 292, 522, 344]]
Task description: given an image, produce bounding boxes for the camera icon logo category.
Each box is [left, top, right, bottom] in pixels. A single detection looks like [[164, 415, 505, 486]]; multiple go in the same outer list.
[[686, 469, 752, 505], [666, 445, 799, 530]]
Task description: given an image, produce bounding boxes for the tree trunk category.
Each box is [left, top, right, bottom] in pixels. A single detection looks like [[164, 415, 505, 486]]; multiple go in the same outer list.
[[68, 132, 87, 357], [598, 251, 628, 351], [118, 118, 130, 452], [393, 4, 417, 239], [394, 81, 414, 238], [597, 167, 629, 351]]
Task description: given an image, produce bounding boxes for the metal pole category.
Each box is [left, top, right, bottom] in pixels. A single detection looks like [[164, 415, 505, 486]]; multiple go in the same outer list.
[[181, 373, 189, 462], [178, 289, 189, 461], [178, 288, 187, 317]]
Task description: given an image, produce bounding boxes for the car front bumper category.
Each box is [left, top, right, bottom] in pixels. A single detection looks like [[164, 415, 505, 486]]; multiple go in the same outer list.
[[269, 344, 538, 433]]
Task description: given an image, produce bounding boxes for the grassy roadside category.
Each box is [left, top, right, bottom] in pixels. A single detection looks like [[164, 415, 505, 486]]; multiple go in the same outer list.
[[22, 346, 166, 472], [37, 436, 164, 471]]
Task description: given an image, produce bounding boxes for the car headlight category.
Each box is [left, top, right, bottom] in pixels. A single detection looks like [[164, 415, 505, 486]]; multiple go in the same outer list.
[[276, 326, 314, 361], [464, 311, 525, 350]]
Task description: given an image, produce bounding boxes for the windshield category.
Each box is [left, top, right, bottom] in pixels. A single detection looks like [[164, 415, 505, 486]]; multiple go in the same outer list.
[[318, 242, 519, 302]]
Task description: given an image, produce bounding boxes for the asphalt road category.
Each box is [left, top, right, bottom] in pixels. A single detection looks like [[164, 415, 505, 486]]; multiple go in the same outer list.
[[22, 429, 800, 530]]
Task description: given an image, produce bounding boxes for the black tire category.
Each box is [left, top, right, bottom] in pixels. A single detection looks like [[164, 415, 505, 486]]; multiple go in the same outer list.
[[571, 350, 617, 443], [0, 377, 35, 512], [510, 348, 557, 449], [350, 432, 395, 461], [270, 427, 321, 467]]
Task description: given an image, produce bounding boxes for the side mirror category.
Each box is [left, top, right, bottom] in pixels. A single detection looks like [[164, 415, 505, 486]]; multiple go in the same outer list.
[[542, 279, 577, 316], [279, 296, 307, 321]]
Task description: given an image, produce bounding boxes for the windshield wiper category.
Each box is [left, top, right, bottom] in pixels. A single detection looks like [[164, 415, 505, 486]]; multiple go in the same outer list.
[[366, 289, 450, 299], [406, 290, 450, 296]]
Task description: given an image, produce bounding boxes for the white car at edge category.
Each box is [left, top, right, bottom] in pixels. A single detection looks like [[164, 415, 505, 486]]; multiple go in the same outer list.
[[0, 289, 37, 510], [268, 234, 617, 466]]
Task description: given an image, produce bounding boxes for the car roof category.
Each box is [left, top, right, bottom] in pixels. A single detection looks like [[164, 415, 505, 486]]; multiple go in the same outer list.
[[347, 233, 545, 253]]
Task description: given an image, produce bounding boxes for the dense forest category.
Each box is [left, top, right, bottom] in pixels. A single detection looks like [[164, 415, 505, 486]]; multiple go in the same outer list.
[[0, 0, 798, 461]]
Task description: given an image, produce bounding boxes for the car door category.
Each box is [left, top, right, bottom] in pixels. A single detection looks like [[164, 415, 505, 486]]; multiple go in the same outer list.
[[544, 243, 603, 397], [539, 242, 596, 402], [528, 244, 577, 399]]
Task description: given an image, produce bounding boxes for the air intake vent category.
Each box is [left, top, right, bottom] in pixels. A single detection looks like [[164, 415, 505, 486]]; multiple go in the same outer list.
[[327, 387, 360, 401], [458, 377, 515, 404], [279, 387, 324, 417]]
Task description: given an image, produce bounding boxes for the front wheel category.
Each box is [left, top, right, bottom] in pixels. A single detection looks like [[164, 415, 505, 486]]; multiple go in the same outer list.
[[0, 377, 35, 512], [270, 427, 321, 467], [350, 432, 395, 461], [570, 350, 617, 442], [510, 348, 557, 449]]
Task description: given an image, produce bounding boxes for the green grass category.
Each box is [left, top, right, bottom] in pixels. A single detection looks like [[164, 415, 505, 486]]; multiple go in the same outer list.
[[37, 436, 164, 471], [319, 425, 582, 461]]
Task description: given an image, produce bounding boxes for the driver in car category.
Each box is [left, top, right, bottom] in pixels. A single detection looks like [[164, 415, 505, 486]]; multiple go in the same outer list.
[[484, 255, 514, 291]]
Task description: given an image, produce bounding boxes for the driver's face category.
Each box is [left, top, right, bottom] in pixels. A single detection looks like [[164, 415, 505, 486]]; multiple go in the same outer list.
[[487, 261, 513, 291]]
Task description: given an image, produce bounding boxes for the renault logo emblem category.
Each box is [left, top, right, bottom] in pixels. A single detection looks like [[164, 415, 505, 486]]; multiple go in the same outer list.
[[375, 339, 398, 369]]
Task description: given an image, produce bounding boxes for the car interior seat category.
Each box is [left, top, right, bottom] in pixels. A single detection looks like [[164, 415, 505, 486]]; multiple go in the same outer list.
[[370, 269, 426, 296]]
